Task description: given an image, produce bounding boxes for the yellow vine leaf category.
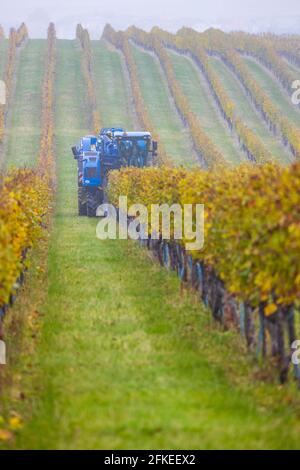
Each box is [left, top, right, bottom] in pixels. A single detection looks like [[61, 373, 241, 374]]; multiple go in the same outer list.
[[9, 415, 23, 431], [264, 303, 277, 317]]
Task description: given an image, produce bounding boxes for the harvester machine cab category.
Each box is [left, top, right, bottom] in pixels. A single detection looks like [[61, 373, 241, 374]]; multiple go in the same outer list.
[[72, 135, 99, 186], [72, 135, 97, 160], [82, 152, 101, 188], [100, 127, 125, 136], [114, 131, 157, 167]]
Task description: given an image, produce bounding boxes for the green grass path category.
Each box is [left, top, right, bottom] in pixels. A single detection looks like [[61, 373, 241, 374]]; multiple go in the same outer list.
[[6, 40, 300, 450], [242, 56, 300, 130], [0, 39, 8, 79], [168, 50, 243, 164], [131, 44, 197, 167], [281, 56, 300, 75], [91, 40, 134, 129], [5, 40, 46, 167], [208, 55, 291, 164]]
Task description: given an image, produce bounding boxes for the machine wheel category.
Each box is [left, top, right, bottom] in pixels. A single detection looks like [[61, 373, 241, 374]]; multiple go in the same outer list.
[[78, 187, 87, 216], [87, 191, 99, 217]]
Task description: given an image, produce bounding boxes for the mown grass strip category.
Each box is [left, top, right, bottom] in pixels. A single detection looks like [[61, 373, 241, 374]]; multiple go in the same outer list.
[[0, 39, 8, 79], [91, 40, 134, 129], [5, 40, 46, 168]]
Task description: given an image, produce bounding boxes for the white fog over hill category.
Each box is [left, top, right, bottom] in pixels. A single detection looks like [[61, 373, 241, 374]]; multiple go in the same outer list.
[[1, 0, 300, 38]]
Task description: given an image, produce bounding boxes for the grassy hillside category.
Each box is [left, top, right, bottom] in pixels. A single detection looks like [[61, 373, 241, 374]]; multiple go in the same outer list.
[[131, 44, 197, 167], [5, 40, 46, 167], [91, 40, 134, 129], [168, 50, 243, 164], [242, 56, 300, 130], [208, 55, 291, 164]]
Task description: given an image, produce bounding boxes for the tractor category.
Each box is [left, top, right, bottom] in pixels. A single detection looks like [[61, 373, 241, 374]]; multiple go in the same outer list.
[[72, 128, 158, 217]]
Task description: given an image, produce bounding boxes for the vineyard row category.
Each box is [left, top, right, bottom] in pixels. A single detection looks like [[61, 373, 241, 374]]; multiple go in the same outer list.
[[0, 24, 56, 325], [0, 23, 28, 142], [108, 163, 300, 383]]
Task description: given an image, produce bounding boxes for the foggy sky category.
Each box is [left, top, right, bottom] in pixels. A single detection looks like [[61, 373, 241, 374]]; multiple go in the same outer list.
[[1, 0, 300, 38]]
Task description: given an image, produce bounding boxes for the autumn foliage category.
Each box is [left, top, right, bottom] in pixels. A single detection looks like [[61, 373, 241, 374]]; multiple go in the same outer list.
[[0, 24, 56, 311], [230, 31, 296, 95], [38, 23, 56, 184], [76, 24, 101, 134], [108, 162, 300, 311], [0, 170, 51, 307], [267, 33, 300, 69]]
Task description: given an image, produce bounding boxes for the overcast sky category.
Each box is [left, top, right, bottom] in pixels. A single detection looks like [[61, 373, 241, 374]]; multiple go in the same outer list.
[[1, 0, 300, 38]]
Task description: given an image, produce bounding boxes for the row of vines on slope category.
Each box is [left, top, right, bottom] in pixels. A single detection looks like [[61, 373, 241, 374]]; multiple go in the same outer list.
[[0, 23, 56, 334], [108, 163, 300, 384], [76, 24, 101, 133], [179, 28, 300, 161], [265, 33, 300, 70], [0, 23, 28, 143], [153, 27, 274, 164], [0, 25, 4, 142], [230, 31, 297, 99], [102, 24, 171, 166], [39, 22, 56, 183], [127, 26, 226, 169]]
